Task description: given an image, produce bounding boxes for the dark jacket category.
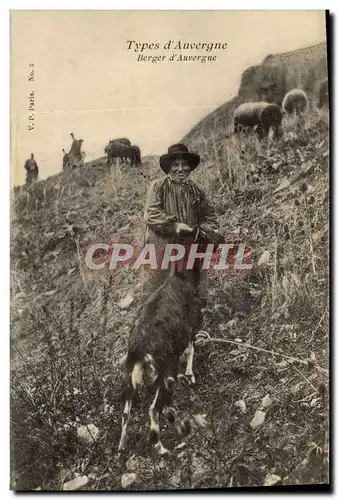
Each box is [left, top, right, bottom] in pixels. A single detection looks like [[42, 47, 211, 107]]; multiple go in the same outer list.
[[144, 176, 219, 246]]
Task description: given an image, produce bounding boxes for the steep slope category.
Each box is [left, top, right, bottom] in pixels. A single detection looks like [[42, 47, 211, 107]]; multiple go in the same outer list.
[[11, 47, 329, 490], [182, 42, 328, 158]]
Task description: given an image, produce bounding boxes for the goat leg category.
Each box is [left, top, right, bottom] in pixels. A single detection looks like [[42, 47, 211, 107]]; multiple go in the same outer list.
[[118, 397, 133, 456], [149, 387, 169, 456], [184, 341, 196, 385]]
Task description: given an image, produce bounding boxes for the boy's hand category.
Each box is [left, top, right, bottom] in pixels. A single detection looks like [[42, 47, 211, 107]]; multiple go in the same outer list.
[[175, 223, 194, 235]]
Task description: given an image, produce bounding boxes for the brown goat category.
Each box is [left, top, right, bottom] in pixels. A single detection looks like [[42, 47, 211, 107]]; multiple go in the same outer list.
[[118, 264, 203, 457]]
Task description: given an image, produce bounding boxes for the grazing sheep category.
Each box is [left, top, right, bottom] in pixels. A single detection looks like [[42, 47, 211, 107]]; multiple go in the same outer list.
[[105, 141, 141, 167], [317, 78, 329, 108], [130, 145, 141, 166], [282, 89, 308, 116], [111, 138, 131, 147], [104, 138, 131, 163], [233, 102, 283, 140], [118, 264, 203, 457]]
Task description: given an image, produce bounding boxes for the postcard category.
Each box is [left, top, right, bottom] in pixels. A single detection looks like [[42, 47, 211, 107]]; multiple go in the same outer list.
[[10, 10, 329, 491]]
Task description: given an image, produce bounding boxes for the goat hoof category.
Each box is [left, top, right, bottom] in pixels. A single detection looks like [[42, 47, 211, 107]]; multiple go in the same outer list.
[[154, 442, 170, 456], [177, 373, 189, 386], [164, 407, 177, 423], [185, 372, 196, 385], [164, 376, 175, 390], [178, 417, 193, 436], [160, 448, 170, 457]]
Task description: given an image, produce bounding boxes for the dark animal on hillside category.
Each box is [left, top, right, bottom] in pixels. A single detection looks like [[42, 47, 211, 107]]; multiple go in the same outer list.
[[130, 145, 141, 165], [66, 133, 85, 170], [118, 264, 203, 457], [105, 140, 125, 165], [282, 89, 308, 116], [104, 138, 131, 160], [118, 229, 224, 457], [105, 141, 141, 167], [111, 138, 131, 147], [233, 102, 283, 141], [24, 153, 39, 184], [317, 78, 329, 108]]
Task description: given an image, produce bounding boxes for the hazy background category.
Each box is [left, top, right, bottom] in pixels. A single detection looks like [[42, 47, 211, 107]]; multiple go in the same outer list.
[[11, 10, 327, 186]]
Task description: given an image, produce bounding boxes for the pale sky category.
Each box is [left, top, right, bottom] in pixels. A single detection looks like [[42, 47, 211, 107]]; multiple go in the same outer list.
[[11, 10, 326, 186]]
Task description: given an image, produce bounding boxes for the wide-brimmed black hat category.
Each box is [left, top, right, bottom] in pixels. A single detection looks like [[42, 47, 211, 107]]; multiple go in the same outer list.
[[159, 144, 200, 174]]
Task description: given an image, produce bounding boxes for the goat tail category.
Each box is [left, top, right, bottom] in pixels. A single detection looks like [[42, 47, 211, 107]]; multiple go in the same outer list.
[[131, 354, 158, 389]]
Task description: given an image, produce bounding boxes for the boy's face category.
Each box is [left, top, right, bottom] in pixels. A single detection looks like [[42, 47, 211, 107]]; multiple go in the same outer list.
[[169, 158, 191, 182]]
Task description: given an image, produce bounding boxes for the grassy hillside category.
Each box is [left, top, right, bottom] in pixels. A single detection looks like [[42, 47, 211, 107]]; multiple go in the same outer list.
[[10, 46, 329, 491]]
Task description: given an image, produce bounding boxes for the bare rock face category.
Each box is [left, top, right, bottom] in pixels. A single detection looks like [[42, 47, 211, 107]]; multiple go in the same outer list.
[[234, 399, 247, 414], [63, 475, 89, 491], [261, 394, 273, 409], [118, 294, 134, 309], [250, 410, 266, 430], [264, 473, 282, 486], [121, 472, 137, 489], [258, 250, 270, 266], [76, 423, 99, 443]]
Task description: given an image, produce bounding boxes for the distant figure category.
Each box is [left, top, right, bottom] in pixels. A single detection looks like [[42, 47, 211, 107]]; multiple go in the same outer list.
[[24, 153, 39, 185], [67, 133, 85, 169], [317, 78, 329, 108], [282, 89, 308, 116], [233, 102, 283, 141]]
